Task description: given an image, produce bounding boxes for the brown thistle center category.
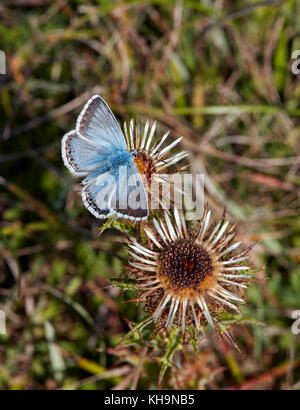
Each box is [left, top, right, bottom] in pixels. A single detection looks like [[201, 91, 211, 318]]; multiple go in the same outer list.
[[134, 151, 156, 182], [157, 239, 214, 290]]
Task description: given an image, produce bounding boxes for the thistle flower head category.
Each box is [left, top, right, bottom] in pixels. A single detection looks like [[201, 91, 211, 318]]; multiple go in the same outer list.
[[123, 119, 188, 183], [129, 208, 254, 336]]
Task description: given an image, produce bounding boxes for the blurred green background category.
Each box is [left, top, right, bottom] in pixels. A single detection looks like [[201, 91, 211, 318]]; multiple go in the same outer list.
[[0, 0, 300, 390]]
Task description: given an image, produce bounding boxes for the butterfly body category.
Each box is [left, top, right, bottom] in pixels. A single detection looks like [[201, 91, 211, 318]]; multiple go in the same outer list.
[[81, 150, 134, 185], [62, 95, 148, 221]]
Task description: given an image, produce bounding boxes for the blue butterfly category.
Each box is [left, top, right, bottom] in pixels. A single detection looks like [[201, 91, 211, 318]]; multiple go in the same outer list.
[[62, 95, 148, 221]]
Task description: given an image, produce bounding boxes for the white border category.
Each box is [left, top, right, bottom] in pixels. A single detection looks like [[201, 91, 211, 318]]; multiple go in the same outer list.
[[76, 94, 100, 138]]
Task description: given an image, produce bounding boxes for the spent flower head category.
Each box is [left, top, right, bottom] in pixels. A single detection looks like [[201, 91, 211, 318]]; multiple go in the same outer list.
[[128, 207, 255, 338]]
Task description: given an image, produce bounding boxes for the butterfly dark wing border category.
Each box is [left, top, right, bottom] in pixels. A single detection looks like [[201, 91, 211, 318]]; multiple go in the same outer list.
[[81, 181, 113, 219]]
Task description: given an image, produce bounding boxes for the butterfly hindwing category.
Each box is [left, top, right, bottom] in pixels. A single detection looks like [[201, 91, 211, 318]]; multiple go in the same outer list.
[[81, 171, 113, 219], [81, 162, 148, 221], [108, 162, 148, 220]]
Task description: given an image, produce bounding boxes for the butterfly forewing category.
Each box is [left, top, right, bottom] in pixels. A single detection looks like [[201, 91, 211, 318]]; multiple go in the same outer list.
[[76, 95, 127, 150], [62, 130, 107, 176]]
